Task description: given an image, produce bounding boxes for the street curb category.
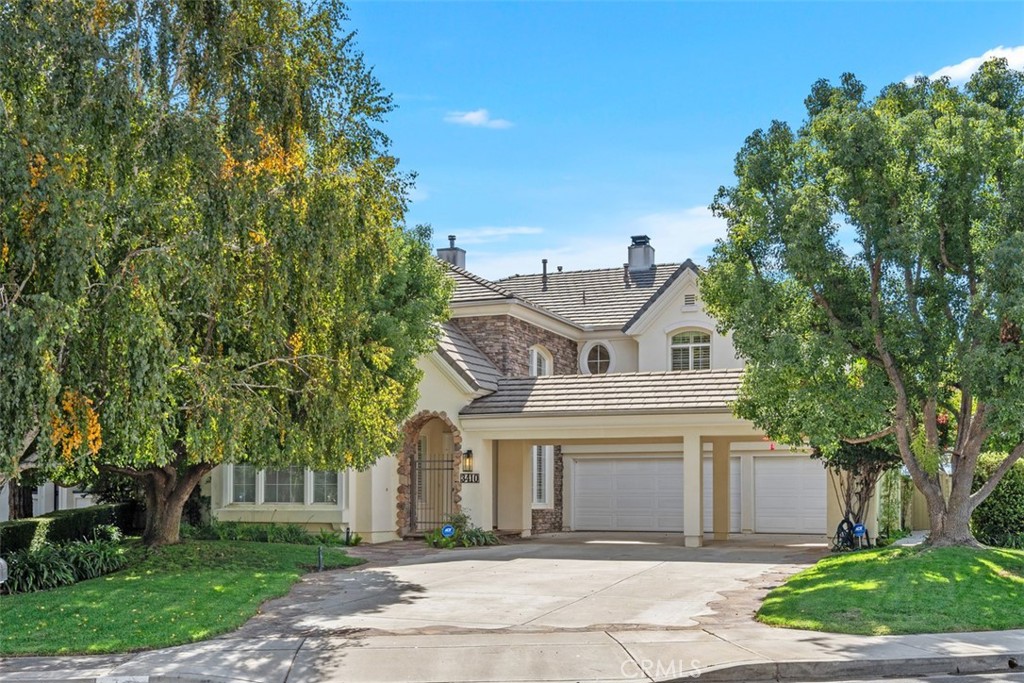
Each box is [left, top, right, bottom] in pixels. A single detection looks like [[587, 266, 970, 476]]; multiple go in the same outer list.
[[687, 652, 1023, 682]]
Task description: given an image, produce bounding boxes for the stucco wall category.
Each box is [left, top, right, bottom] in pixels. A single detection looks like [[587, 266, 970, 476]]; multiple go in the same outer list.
[[408, 355, 492, 530], [634, 277, 743, 372], [576, 335, 639, 374]]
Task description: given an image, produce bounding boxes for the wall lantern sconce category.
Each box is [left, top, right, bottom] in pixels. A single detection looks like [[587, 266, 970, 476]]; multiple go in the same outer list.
[[462, 449, 474, 472]]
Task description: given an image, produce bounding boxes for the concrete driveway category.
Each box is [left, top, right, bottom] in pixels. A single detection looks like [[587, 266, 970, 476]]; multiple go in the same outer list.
[[238, 533, 825, 638]]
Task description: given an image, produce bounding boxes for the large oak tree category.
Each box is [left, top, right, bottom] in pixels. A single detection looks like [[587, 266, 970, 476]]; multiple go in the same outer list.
[[701, 59, 1024, 547], [1, 0, 450, 545]]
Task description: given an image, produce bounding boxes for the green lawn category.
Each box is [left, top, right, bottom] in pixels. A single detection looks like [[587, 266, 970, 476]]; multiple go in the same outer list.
[[0, 541, 363, 656], [757, 546, 1024, 635]]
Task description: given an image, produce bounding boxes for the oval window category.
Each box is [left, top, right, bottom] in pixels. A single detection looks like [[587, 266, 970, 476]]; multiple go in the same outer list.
[[587, 344, 611, 374]]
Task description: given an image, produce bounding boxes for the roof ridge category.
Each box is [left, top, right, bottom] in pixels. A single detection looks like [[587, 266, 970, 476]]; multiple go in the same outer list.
[[621, 259, 702, 332], [495, 262, 683, 282], [440, 258, 518, 299], [500, 368, 743, 382]]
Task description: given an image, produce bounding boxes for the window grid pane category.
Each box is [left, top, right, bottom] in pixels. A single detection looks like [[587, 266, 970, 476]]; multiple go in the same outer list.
[[232, 464, 256, 503], [312, 471, 339, 504], [671, 347, 690, 371], [264, 466, 304, 503], [692, 346, 711, 370], [587, 345, 610, 374]]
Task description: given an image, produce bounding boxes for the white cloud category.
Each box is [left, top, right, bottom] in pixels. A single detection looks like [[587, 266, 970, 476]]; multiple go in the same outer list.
[[462, 206, 727, 281], [443, 108, 513, 129], [906, 45, 1024, 85], [451, 226, 544, 245]]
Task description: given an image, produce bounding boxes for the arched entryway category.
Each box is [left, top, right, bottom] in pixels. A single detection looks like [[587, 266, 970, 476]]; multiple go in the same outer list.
[[397, 411, 463, 536]]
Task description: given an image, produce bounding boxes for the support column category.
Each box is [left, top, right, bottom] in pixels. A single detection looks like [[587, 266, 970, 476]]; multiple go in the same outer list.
[[682, 431, 703, 547], [496, 440, 532, 536], [712, 438, 731, 541]]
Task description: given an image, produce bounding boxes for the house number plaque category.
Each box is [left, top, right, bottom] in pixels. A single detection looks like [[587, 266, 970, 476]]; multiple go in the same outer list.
[[460, 473, 480, 484]]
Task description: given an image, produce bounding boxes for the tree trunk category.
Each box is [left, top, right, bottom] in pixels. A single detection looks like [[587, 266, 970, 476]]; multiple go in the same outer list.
[[140, 462, 212, 547], [8, 480, 35, 520], [927, 501, 980, 547]]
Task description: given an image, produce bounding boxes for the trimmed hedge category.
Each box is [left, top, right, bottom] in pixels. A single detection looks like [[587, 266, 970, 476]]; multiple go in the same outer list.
[[0, 503, 133, 555], [973, 452, 1024, 547]]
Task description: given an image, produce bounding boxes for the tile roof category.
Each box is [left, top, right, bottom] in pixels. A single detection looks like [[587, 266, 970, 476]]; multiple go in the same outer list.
[[460, 369, 743, 416], [495, 263, 686, 329], [436, 322, 502, 392], [621, 259, 699, 331], [444, 262, 519, 304]]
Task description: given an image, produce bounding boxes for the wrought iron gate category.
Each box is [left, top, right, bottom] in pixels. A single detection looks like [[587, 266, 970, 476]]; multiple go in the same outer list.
[[411, 457, 456, 533]]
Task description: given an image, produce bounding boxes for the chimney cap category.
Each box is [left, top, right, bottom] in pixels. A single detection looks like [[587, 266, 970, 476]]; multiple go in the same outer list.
[[447, 235, 457, 248], [631, 235, 650, 247]]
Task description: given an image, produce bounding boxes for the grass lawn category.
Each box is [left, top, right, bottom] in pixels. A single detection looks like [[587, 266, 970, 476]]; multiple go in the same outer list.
[[0, 540, 363, 656], [757, 546, 1024, 635]]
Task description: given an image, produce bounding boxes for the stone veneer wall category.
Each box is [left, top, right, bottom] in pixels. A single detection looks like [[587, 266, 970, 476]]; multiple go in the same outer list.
[[453, 315, 575, 535], [453, 315, 577, 376], [531, 446, 565, 534]]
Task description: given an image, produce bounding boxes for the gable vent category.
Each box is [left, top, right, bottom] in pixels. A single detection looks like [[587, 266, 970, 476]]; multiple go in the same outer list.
[[684, 293, 697, 307]]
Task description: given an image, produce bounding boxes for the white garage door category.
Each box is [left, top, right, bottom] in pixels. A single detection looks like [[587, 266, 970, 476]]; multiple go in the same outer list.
[[573, 458, 684, 531], [754, 456, 826, 533], [703, 457, 741, 533]]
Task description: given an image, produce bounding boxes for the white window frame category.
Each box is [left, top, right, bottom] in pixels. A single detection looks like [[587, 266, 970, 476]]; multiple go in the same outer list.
[[528, 345, 552, 377], [532, 445, 554, 508], [669, 329, 712, 371], [224, 465, 348, 509], [579, 340, 616, 375]]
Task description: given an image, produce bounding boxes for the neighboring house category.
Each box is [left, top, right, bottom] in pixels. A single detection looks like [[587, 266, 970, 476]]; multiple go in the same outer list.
[[0, 482, 96, 523], [210, 234, 869, 545]]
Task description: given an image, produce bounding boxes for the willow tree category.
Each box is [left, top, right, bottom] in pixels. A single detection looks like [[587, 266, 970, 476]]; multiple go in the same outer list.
[[702, 59, 1024, 547], [1, 0, 450, 545]]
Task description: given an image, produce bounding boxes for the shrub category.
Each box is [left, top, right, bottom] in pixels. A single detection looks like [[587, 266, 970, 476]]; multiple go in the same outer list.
[[0, 503, 133, 555], [62, 539, 129, 580], [425, 510, 500, 549], [972, 452, 1024, 546], [3, 544, 78, 593], [183, 521, 317, 545]]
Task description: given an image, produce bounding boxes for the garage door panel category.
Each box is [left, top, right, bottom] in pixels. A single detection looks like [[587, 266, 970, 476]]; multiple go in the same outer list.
[[754, 456, 826, 534], [573, 458, 684, 532]]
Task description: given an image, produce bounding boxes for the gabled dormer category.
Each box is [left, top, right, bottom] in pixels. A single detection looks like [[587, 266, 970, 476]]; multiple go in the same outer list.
[[623, 261, 742, 372]]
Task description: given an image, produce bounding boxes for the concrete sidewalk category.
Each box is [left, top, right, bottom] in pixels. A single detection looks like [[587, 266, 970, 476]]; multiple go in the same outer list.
[[2, 624, 1022, 682]]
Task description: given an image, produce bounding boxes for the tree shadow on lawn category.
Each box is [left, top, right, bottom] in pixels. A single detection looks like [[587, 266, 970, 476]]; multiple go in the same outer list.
[[757, 547, 1024, 635]]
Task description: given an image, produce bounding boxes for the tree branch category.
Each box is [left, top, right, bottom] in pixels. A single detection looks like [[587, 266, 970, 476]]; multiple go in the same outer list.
[[842, 426, 895, 444], [970, 441, 1024, 511]]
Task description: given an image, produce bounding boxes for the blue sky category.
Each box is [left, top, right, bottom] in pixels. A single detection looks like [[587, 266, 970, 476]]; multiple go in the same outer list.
[[346, 1, 1024, 280]]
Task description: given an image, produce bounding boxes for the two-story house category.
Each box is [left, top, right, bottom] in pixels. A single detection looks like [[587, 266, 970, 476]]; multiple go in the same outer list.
[[210, 235, 850, 546]]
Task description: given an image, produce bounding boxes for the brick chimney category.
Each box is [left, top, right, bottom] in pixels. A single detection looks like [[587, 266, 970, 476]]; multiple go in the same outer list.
[[627, 235, 654, 272], [437, 234, 466, 270]]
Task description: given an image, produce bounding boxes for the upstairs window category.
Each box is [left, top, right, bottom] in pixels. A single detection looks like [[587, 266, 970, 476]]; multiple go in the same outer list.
[[529, 345, 552, 376], [587, 344, 611, 374], [671, 330, 711, 371]]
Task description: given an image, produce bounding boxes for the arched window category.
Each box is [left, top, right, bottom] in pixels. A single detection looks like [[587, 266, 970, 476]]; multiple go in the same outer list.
[[528, 345, 552, 376], [670, 330, 711, 370]]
